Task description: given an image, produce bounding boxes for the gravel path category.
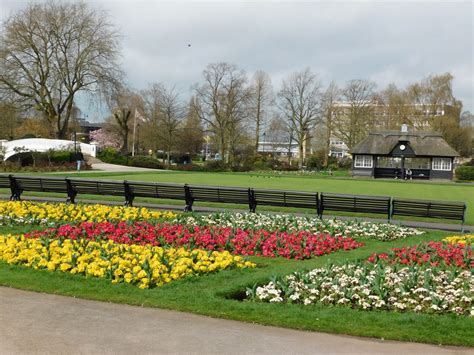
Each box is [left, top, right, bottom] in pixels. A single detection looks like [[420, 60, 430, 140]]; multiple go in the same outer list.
[[0, 287, 471, 355]]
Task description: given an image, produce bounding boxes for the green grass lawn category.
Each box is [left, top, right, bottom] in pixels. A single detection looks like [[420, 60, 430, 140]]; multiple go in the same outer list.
[[1, 224, 473, 347], [16, 170, 474, 225]]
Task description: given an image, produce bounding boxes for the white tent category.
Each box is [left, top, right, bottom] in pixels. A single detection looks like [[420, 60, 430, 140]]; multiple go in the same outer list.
[[0, 138, 97, 160]]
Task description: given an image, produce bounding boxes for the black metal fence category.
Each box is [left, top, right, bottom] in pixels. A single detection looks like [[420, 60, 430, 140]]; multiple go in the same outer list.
[[0, 174, 466, 229]]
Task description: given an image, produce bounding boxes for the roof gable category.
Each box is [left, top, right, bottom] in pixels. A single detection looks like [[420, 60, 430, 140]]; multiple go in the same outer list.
[[350, 131, 459, 157]]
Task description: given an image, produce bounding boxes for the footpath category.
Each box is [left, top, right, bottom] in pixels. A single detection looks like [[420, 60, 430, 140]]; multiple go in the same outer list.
[[0, 287, 471, 354], [1, 194, 471, 233]]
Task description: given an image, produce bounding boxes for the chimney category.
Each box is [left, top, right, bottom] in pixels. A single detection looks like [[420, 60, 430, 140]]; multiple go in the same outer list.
[[401, 124, 408, 133]]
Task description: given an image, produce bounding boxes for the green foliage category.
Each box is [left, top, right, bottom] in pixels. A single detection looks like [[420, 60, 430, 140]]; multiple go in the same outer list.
[[203, 160, 229, 172], [455, 166, 474, 181], [98, 148, 166, 170], [98, 147, 128, 165], [128, 156, 164, 169]]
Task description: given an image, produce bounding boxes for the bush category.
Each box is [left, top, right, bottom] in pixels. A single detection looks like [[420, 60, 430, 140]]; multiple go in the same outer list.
[[98, 147, 127, 165], [1, 160, 91, 172], [128, 156, 164, 169], [8, 150, 75, 167], [49, 150, 73, 164], [203, 160, 228, 172], [455, 166, 474, 181], [337, 157, 352, 169], [170, 163, 204, 172], [306, 154, 324, 170]]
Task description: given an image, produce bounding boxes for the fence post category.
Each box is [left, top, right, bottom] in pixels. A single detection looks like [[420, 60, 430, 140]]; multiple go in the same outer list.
[[65, 178, 77, 204], [124, 181, 134, 207], [184, 184, 193, 212]]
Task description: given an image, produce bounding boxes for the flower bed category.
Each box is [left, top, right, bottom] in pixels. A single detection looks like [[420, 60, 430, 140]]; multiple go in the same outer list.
[[247, 263, 473, 316], [368, 242, 473, 269], [26, 221, 363, 260], [443, 234, 474, 245], [0, 234, 255, 289], [174, 212, 424, 241], [0, 201, 176, 225]]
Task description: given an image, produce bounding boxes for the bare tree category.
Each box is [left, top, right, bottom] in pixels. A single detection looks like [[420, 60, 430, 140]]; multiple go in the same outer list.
[[176, 96, 204, 156], [406, 73, 462, 128], [249, 70, 273, 154], [0, 102, 19, 139], [321, 81, 340, 166], [333, 79, 376, 148], [110, 88, 143, 155], [278, 68, 322, 168], [156, 85, 184, 165], [194, 63, 249, 162], [0, 1, 121, 138], [377, 83, 410, 129]]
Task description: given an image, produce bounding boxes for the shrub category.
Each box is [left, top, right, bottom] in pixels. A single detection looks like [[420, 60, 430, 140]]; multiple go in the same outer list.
[[455, 166, 474, 181], [128, 156, 164, 169], [203, 160, 228, 172], [337, 156, 352, 169], [97, 147, 128, 165]]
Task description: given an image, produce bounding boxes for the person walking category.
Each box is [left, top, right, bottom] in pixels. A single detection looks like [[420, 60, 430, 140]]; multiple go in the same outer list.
[[76, 151, 84, 171]]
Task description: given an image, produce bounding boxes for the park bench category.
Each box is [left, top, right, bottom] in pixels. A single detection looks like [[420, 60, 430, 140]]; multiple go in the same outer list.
[[0, 174, 15, 200], [8, 175, 69, 201], [125, 181, 187, 208], [187, 185, 254, 212], [320, 193, 391, 221], [253, 188, 318, 213], [391, 198, 466, 230], [66, 178, 126, 204]]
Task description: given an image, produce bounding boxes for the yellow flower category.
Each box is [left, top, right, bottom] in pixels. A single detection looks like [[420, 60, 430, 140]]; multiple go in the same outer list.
[[0, 201, 177, 225], [443, 234, 474, 245], [0, 234, 256, 289]]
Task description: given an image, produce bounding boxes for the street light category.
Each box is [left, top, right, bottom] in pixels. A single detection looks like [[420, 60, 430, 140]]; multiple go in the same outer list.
[[262, 132, 266, 156], [136, 123, 140, 156], [73, 130, 77, 156]]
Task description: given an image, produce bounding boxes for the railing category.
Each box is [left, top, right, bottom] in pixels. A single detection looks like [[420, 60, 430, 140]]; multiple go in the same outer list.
[[0, 174, 466, 230]]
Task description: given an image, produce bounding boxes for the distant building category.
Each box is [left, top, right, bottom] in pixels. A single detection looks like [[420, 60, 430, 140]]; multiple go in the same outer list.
[[257, 141, 299, 158], [350, 126, 459, 180], [329, 137, 350, 158], [331, 101, 456, 131], [75, 117, 103, 135]]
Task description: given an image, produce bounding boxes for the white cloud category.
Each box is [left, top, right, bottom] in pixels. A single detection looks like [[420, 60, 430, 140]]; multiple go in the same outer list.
[[1, 0, 472, 116]]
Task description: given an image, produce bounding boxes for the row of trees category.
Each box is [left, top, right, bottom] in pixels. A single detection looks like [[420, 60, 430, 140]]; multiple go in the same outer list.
[[1, 1, 472, 167], [104, 66, 472, 167]]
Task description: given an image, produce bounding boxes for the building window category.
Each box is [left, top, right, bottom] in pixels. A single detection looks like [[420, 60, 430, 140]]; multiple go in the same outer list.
[[432, 158, 451, 171], [354, 155, 373, 168], [405, 158, 430, 169]]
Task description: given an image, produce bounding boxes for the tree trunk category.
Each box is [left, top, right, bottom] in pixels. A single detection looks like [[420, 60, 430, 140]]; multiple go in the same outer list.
[[220, 140, 226, 163], [255, 119, 260, 155], [298, 143, 304, 168], [121, 130, 129, 155]]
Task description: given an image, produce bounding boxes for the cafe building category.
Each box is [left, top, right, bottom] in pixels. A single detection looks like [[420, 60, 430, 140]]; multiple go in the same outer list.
[[350, 125, 459, 180]]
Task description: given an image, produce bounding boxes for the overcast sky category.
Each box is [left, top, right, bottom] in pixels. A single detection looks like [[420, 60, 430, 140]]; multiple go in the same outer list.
[[1, 0, 473, 121]]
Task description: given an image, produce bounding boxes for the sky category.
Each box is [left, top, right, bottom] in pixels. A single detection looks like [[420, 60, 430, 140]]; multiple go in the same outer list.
[[1, 0, 473, 122]]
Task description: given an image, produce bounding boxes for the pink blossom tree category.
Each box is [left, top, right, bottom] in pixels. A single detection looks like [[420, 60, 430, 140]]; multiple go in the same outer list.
[[89, 129, 121, 149]]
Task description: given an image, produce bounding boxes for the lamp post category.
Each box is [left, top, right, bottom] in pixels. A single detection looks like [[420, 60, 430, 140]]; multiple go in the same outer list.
[[262, 132, 266, 156], [74, 130, 77, 156], [204, 135, 210, 160], [136, 123, 140, 156]]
